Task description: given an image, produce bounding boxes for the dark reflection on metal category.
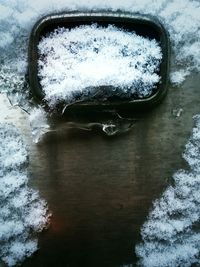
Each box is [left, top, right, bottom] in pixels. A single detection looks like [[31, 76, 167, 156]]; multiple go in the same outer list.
[[50, 112, 136, 137], [24, 74, 200, 267]]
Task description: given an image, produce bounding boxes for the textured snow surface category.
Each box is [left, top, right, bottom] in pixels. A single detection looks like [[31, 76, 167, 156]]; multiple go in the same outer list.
[[0, 0, 200, 93], [38, 24, 162, 107], [136, 115, 200, 267], [0, 0, 200, 266], [0, 123, 50, 266], [0, 0, 199, 110]]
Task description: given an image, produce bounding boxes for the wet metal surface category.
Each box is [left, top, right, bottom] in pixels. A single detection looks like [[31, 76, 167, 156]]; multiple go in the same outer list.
[[22, 74, 200, 267]]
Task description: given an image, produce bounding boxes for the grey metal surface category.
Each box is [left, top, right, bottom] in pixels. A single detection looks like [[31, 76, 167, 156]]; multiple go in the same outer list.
[[22, 73, 200, 266]]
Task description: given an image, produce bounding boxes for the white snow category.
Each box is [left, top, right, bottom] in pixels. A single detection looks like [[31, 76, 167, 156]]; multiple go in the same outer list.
[[0, 0, 200, 266], [170, 70, 190, 86], [38, 24, 162, 107], [0, 0, 200, 91], [0, 0, 199, 110], [28, 107, 50, 143], [0, 123, 50, 266], [136, 115, 200, 267]]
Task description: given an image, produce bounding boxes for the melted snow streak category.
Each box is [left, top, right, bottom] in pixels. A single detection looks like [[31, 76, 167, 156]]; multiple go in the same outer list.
[[38, 24, 161, 107], [28, 107, 50, 143], [136, 115, 200, 267], [0, 123, 50, 267]]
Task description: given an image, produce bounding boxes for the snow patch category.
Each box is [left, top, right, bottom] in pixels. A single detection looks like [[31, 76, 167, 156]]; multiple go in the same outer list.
[[170, 70, 190, 86], [38, 24, 162, 107], [0, 123, 50, 266], [0, 0, 200, 265], [136, 115, 200, 267], [0, 0, 200, 110]]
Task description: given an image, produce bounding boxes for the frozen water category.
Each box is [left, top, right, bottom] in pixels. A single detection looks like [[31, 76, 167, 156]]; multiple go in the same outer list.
[[0, 0, 199, 138], [28, 107, 50, 143], [0, 0, 200, 266], [38, 24, 162, 107], [170, 70, 190, 86], [136, 115, 200, 267], [0, 0, 199, 114], [0, 123, 50, 266]]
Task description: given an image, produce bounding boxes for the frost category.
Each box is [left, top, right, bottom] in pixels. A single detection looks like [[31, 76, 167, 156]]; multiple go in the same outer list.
[[38, 24, 162, 107], [0, 32, 14, 48], [0, 0, 200, 266], [136, 115, 200, 267], [0, 0, 200, 110], [29, 107, 50, 143], [0, 123, 50, 266], [170, 69, 190, 86]]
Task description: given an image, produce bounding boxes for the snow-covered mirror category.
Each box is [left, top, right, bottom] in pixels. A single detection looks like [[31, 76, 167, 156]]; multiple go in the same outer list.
[[28, 12, 170, 115]]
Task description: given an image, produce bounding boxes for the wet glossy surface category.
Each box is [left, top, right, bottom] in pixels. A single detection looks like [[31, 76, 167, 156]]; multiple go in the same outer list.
[[19, 74, 200, 267]]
